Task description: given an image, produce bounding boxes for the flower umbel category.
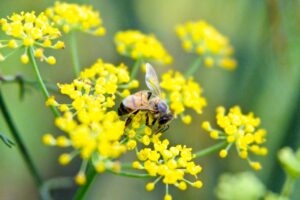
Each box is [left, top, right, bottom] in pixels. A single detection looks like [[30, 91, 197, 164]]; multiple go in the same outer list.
[[46, 1, 106, 36], [202, 106, 268, 170], [0, 11, 64, 64], [176, 20, 237, 70], [114, 30, 172, 64], [133, 134, 203, 199], [160, 70, 207, 123], [43, 59, 139, 184]]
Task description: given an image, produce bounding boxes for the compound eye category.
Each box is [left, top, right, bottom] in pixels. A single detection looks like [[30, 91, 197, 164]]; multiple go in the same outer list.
[[157, 101, 168, 114]]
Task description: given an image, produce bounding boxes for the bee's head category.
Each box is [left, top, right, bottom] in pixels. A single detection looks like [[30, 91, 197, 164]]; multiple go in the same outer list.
[[157, 101, 169, 114]]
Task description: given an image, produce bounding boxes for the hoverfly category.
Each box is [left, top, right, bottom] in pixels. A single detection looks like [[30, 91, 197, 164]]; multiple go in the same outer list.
[[118, 63, 173, 132]]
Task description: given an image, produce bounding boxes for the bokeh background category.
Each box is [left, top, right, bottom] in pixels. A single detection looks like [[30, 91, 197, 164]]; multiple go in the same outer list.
[[1, 0, 300, 199]]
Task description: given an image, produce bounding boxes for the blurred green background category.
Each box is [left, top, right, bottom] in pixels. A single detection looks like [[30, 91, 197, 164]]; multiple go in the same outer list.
[[1, 0, 300, 199]]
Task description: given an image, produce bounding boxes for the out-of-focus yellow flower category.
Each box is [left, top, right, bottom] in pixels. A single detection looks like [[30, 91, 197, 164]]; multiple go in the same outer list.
[[176, 20, 237, 70], [43, 59, 139, 184], [133, 134, 202, 199], [46, 1, 105, 36], [160, 70, 207, 121], [202, 106, 267, 170], [114, 30, 172, 64], [0, 11, 64, 64]]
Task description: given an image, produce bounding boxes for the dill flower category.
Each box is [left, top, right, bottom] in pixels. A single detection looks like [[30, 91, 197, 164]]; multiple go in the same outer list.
[[122, 111, 154, 148], [133, 134, 203, 199], [45, 1, 105, 36], [0, 11, 64, 64], [114, 30, 172, 64], [175, 20, 237, 70], [215, 172, 266, 200], [202, 106, 268, 170], [160, 70, 207, 123], [43, 59, 139, 184]]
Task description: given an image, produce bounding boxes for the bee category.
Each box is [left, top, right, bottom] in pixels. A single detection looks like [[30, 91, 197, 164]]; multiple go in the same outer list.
[[118, 63, 173, 132]]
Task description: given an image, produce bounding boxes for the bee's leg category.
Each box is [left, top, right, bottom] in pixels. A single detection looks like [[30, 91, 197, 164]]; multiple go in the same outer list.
[[155, 125, 169, 134], [146, 113, 150, 126], [146, 112, 157, 127], [125, 116, 133, 127]]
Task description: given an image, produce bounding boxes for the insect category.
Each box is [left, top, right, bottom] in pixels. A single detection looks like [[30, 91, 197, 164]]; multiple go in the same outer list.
[[118, 63, 173, 132]]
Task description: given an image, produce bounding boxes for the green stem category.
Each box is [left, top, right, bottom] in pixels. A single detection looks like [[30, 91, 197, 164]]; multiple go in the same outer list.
[[107, 169, 152, 178], [70, 31, 81, 77], [0, 89, 43, 188], [131, 59, 142, 79], [73, 166, 96, 200], [193, 141, 227, 158], [280, 175, 295, 199], [28, 47, 60, 117], [185, 57, 202, 77]]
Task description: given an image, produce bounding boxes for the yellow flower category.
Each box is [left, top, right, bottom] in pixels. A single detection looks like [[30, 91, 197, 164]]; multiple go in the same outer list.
[[176, 20, 237, 70], [133, 134, 202, 198], [160, 70, 207, 120], [45, 1, 105, 36], [43, 59, 139, 183], [0, 11, 64, 64], [202, 106, 268, 170], [114, 30, 172, 64]]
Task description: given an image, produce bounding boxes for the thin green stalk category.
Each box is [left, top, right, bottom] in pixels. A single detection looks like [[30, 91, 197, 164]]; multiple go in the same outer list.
[[107, 169, 152, 178], [280, 175, 295, 199], [193, 141, 227, 158], [185, 57, 202, 77], [130, 59, 142, 79], [73, 166, 96, 200], [0, 89, 43, 188], [28, 47, 60, 117], [70, 31, 81, 77]]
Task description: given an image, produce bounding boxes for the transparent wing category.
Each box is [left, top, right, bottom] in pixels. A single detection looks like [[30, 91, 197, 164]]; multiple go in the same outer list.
[[145, 63, 161, 96]]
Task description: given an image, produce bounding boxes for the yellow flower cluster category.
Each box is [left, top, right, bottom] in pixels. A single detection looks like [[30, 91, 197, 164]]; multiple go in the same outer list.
[[114, 30, 172, 64], [202, 106, 268, 170], [133, 134, 203, 200], [43, 59, 139, 185], [0, 11, 64, 64], [176, 20, 237, 70], [160, 70, 207, 124], [45, 1, 105, 36], [122, 111, 155, 150]]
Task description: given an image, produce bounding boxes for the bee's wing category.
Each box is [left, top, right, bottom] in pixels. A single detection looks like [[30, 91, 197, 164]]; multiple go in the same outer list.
[[145, 63, 161, 96]]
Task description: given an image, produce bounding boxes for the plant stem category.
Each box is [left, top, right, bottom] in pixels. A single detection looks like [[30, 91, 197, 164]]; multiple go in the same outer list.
[[70, 31, 81, 77], [280, 175, 295, 199], [130, 59, 142, 79], [0, 89, 43, 188], [193, 141, 227, 158], [185, 57, 202, 77], [73, 166, 96, 200], [107, 169, 152, 178], [28, 47, 60, 117]]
